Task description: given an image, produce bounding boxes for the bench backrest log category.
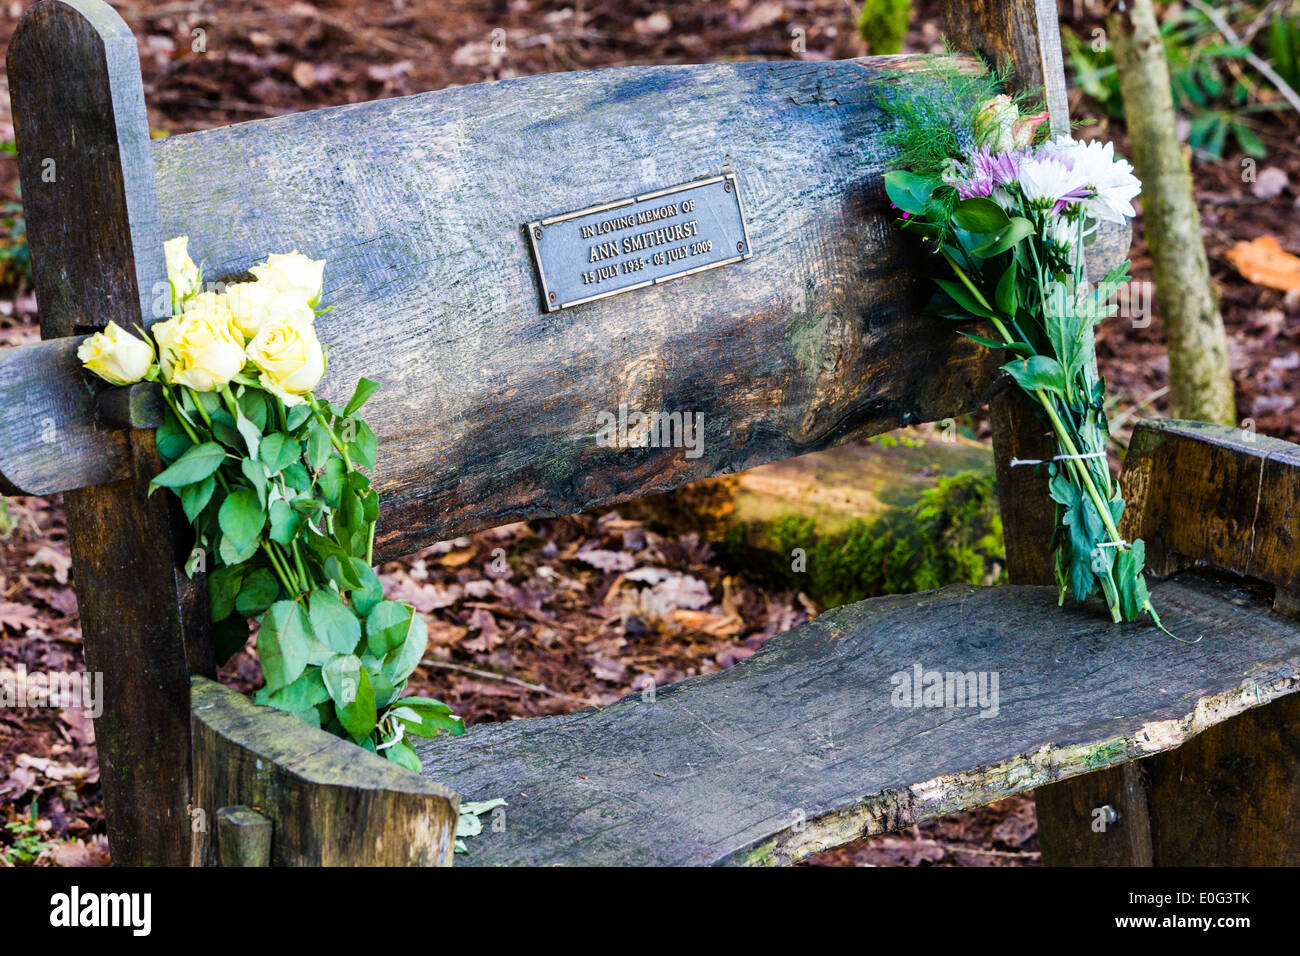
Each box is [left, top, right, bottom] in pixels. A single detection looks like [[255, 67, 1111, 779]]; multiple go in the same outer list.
[[4, 0, 1072, 864]]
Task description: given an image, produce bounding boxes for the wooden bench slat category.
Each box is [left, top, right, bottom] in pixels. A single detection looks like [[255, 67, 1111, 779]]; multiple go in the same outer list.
[[151, 55, 1003, 561], [415, 572, 1300, 865]]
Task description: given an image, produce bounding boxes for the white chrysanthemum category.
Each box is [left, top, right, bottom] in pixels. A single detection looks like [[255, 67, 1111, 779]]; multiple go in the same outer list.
[[1016, 153, 1091, 209], [1046, 137, 1141, 224]]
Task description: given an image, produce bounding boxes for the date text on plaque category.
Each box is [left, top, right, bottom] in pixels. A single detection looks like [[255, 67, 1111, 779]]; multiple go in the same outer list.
[[524, 173, 753, 312]]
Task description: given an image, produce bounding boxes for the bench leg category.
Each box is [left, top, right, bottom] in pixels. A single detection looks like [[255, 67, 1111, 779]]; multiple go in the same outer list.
[[1036, 693, 1300, 865]]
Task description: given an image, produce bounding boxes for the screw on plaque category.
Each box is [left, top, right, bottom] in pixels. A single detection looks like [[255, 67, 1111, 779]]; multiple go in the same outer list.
[[737, 241, 744, 252], [548, 291, 556, 302], [724, 180, 732, 192], [534, 227, 543, 239]]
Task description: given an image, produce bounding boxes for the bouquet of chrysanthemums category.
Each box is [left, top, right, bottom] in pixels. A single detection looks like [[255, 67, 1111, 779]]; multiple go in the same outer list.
[[881, 69, 1166, 629], [77, 237, 464, 769]]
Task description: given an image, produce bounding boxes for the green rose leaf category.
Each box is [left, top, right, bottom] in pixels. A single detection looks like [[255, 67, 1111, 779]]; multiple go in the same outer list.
[[208, 565, 245, 621], [306, 423, 332, 471], [383, 609, 428, 686], [382, 738, 422, 773], [366, 600, 412, 657], [390, 696, 465, 738], [342, 378, 382, 418], [179, 474, 216, 523], [259, 600, 312, 693], [235, 566, 280, 616], [150, 441, 225, 493], [322, 653, 376, 743], [268, 498, 304, 546], [218, 488, 266, 554], [259, 432, 301, 475], [309, 588, 363, 654]]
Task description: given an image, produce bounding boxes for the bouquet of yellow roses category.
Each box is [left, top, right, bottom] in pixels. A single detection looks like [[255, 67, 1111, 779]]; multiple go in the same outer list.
[[77, 237, 463, 771]]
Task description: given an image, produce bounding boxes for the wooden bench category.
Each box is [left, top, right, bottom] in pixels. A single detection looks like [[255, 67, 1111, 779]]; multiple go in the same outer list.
[[3, 0, 1298, 866]]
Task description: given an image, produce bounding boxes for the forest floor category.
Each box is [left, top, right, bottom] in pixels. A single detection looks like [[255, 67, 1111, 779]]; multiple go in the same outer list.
[[0, 0, 1297, 867]]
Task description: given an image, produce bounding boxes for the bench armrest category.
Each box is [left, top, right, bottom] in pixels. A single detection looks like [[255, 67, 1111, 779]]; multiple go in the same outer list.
[[1122, 420, 1300, 607]]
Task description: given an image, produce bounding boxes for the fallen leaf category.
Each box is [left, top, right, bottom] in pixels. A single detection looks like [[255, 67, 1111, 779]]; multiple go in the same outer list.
[[1226, 235, 1300, 292]]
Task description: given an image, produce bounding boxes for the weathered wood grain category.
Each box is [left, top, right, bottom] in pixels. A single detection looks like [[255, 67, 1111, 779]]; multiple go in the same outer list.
[[191, 677, 459, 866], [0, 336, 129, 495], [215, 806, 273, 867], [8, 0, 209, 866], [149, 55, 1013, 563], [1035, 761, 1153, 866], [1121, 419, 1300, 597], [416, 573, 1300, 866], [1142, 691, 1300, 865]]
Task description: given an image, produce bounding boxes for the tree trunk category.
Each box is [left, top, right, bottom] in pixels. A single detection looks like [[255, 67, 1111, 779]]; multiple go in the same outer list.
[[1110, 0, 1236, 425]]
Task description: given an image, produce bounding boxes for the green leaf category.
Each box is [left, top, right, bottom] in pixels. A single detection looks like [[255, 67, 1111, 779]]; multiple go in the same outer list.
[[323, 554, 362, 590], [238, 388, 269, 431], [240, 458, 268, 507], [391, 696, 465, 738], [320, 457, 347, 508], [258, 432, 301, 475], [306, 423, 332, 471], [208, 566, 245, 621], [934, 278, 997, 320], [951, 197, 1010, 234], [180, 474, 216, 523], [1002, 355, 1067, 397], [259, 600, 312, 692], [150, 442, 225, 492], [286, 403, 313, 432], [883, 170, 938, 216], [994, 261, 1019, 317], [383, 609, 428, 685], [346, 420, 378, 470], [218, 488, 266, 554], [235, 566, 280, 616], [322, 654, 376, 743], [234, 404, 262, 460], [383, 739, 422, 773], [343, 378, 382, 418], [349, 558, 384, 615], [309, 589, 362, 654], [268, 498, 304, 546], [973, 217, 1034, 257], [156, 411, 193, 463], [263, 667, 329, 714], [366, 600, 413, 656], [959, 332, 1032, 357], [218, 534, 259, 566]]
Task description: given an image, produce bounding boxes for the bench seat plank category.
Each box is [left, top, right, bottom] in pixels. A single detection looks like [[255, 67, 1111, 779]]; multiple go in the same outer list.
[[415, 573, 1300, 865]]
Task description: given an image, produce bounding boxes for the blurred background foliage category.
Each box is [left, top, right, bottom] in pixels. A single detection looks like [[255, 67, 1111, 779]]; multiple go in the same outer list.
[[1066, 0, 1300, 160]]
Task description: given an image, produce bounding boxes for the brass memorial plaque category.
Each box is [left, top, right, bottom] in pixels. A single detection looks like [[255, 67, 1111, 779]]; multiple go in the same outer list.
[[524, 173, 753, 312]]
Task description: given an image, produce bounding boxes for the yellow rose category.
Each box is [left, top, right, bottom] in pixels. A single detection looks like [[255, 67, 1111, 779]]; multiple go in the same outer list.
[[153, 293, 246, 391], [246, 311, 325, 406], [164, 236, 202, 311], [77, 321, 155, 386], [249, 251, 326, 308], [224, 281, 312, 341]]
